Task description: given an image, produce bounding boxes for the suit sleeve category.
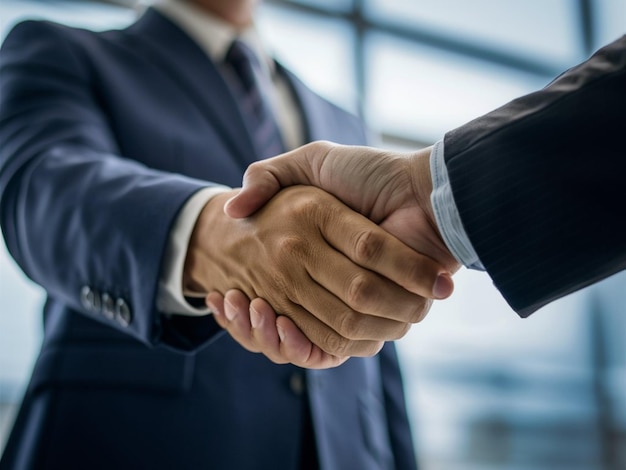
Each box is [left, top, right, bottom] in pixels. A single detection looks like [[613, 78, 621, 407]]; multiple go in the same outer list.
[[443, 35, 626, 317], [0, 21, 220, 349]]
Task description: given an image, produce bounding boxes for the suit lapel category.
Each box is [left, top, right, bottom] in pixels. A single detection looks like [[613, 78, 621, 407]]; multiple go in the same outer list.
[[278, 65, 327, 143], [277, 63, 364, 145], [126, 8, 257, 168]]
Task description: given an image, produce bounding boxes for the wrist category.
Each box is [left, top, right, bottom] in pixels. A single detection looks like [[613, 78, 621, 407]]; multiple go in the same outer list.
[[408, 146, 438, 232], [183, 189, 239, 294]]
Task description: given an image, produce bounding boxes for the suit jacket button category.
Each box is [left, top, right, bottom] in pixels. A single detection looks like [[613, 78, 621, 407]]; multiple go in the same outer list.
[[115, 298, 132, 327], [289, 372, 305, 396], [101, 293, 116, 320], [80, 286, 101, 312]]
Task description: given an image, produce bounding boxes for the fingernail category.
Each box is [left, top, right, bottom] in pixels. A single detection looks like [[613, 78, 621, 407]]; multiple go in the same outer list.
[[433, 274, 454, 299], [224, 298, 237, 321], [277, 324, 286, 342], [250, 305, 260, 329]]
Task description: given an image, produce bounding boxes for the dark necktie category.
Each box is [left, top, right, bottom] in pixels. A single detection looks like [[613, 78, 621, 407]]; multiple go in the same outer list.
[[224, 42, 318, 470], [223, 39, 286, 160]]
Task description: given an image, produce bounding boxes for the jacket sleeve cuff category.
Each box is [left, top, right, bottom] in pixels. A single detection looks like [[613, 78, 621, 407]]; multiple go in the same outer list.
[[157, 186, 231, 315], [430, 140, 485, 271]]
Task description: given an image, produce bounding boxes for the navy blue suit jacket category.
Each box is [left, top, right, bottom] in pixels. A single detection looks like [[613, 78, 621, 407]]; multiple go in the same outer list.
[[444, 35, 626, 317], [0, 9, 416, 470]]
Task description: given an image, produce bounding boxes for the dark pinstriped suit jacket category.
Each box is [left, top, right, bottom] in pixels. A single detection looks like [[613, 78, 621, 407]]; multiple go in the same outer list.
[[444, 35, 626, 317], [0, 9, 417, 470]]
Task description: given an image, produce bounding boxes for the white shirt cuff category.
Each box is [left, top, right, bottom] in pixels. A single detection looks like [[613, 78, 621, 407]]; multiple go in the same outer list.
[[157, 186, 231, 315], [430, 140, 485, 271]]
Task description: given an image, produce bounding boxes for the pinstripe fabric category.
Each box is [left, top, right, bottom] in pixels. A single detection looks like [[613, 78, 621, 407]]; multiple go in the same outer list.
[[443, 35, 626, 317], [224, 40, 286, 160]]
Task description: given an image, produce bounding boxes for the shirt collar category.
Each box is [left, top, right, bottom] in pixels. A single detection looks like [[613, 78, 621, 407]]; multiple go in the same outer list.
[[153, 0, 275, 75]]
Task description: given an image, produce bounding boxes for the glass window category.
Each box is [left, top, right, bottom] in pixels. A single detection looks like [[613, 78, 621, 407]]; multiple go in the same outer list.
[[1, 0, 624, 466], [0, 0, 136, 40], [365, 32, 547, 143], [594, 0, 626, 50], [364, 0, 583, 68], [282, 0, 354, 14], [258, 5, 359, 113]]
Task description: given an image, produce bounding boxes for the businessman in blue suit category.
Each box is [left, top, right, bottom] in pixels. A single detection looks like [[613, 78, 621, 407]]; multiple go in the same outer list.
[[0, 0, 445, 468], [214, 33, 626, 362]]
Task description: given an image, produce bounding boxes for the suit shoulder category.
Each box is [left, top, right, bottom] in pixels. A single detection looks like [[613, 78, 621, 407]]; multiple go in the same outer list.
[[0, 19, 109, 76], [2, 21, 87, 65], [1, 18, 119, 57], [326, 103, 369, 144], [3, 19, 77, 46]]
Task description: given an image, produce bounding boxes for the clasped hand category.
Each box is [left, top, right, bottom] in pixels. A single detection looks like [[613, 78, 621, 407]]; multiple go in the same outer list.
[[197, 142, 460, 368], [185, 180, 450, 368]]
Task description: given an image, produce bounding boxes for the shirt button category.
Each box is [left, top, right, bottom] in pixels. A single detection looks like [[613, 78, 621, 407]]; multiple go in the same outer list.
[[289, 372, 305, 396]]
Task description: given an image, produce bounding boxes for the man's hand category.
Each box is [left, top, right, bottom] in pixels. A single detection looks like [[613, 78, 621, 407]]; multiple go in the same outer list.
[[207, 290, 349, 369], [206, 142, 461, 368], [186, 185, 448, 358], [226, 142, 459, 274]]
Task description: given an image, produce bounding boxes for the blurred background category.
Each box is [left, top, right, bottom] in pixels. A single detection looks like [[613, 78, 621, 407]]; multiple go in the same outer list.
[[0, 1, 624, 468]]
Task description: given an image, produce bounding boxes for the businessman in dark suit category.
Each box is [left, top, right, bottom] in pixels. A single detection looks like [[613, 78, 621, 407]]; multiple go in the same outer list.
[[0, 0, 436, 468], [216, 34, 626, 360]]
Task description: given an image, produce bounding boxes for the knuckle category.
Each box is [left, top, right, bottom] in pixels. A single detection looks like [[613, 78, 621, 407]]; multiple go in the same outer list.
[[369, 341, 385, 356], [404, 298, 432, 324], [402, 257, 430, 289], [307, 140, 332, 154], [346, 273, 376, 310], [353, 229, 385, 264], [245, 160, 263, 176], [321, 330, 351, 357], [356, 340, 385, 358], [414, 298, 433, 323], [288, 193, 321, 220], [336, 310, 365, 340], [270, 295, 295, 317], [390, 322, 412, 341], [277, 234, 307, 256]]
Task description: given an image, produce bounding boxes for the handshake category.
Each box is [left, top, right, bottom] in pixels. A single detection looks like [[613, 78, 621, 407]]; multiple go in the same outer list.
[[184, 141, 461, 369]]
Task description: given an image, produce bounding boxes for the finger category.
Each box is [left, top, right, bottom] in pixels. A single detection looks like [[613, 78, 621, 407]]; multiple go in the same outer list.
[[224, 165, 282, 218], [275, 314, 349, 369], [250, 298, 345, 369], [244, 297, 291, 364], [216, 291, 338, 367], [276, 270, 406, 354], [207, 287, 387, 358], [210, 292, 351, 367], [320, 203, 447, 300], [294, 274, 413, 343], [206, 291, 227, 327], [303, 241, 432, 325], [209, 290, 266, 355], [226, 292, 338, 366], [224, 142, 332, 218]]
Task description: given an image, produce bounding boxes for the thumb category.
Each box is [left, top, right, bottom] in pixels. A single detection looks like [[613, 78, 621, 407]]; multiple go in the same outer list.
[[224, 162, 283, 218], [224, 141, 330, 218]]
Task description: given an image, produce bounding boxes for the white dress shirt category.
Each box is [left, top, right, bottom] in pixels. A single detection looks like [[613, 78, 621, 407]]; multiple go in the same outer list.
[[154, 0, 303, 315], [155, 0, 481, 317], [430, 140, 485, 271]]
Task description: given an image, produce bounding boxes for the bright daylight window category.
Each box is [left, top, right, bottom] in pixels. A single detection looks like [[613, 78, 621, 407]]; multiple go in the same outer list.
[[1, 0, 624, 467]]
